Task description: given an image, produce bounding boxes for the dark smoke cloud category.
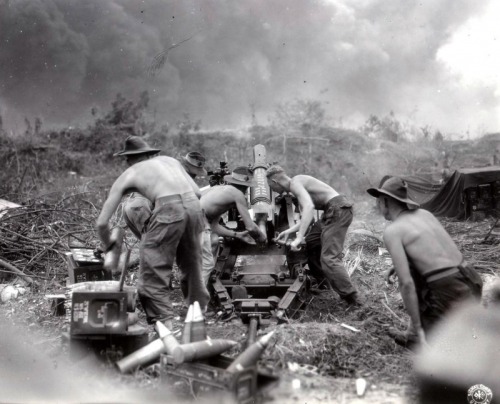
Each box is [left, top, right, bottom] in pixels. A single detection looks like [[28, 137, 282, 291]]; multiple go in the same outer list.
[[0, 0, 495, 133]]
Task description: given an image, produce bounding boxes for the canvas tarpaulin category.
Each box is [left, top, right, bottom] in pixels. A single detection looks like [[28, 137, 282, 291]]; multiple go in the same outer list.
[[399, 175, 443, 205], [421, 166, 500, 219], [377, 174, 442, 205], [382, 167, 500, 219]]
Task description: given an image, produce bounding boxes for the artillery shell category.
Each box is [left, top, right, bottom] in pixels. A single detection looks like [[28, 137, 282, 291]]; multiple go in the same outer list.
[[172, 339, 237, 364], [190, 301, 207, 342], [181, 305, 193, 344], [226, 330, 275, 373], [115, 338, 165, 374], [155, 321, 180, 355]]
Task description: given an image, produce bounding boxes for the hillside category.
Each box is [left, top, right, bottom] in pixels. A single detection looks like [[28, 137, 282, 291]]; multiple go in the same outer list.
[[0, 117, 498, 403], [2, 123, 485, 203]]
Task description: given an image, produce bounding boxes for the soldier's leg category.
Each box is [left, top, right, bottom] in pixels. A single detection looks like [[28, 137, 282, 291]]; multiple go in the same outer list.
[[139, 216, 182, 324], [201, 228, 215, 285], [320, 206, 359, 301], [122, 193, 152, 240], [176, 201, 210, 310], [305, 221, 329, 285]]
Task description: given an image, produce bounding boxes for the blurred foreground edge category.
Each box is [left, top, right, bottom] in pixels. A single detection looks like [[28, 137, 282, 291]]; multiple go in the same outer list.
[[415, 299, 500, 404]]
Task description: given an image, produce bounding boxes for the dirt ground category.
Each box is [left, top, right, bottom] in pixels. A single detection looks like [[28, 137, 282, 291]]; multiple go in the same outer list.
[[0, 201, 498, 404]]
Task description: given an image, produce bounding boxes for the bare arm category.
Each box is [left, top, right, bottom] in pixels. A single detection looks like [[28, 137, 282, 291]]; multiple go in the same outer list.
[[96, 174, 130, 249], [289, 183, 315, 250], [178, 161, 201, 198], [234, 197, 266, 242], [210, 217, 236, 238], [384, 227, 426, 344], [210, 217, 257, 245], [276, 221, 300, 241]]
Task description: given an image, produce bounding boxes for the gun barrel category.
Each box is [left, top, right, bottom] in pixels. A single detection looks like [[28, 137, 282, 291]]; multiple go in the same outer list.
[[250, 145, 271, 208], [257, 218, 267, 239]]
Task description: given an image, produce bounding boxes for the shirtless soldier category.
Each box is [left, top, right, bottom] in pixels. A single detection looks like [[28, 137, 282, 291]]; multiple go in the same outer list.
[[367, 176, 482, 346], [200, 166, 267, 282], [121, 148, 208, 239], [97, 136, 210, 326], [266, 165, 363, 306]]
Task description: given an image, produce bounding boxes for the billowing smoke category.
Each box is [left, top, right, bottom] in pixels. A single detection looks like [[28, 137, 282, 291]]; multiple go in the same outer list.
[[0, 0, 496, 134]]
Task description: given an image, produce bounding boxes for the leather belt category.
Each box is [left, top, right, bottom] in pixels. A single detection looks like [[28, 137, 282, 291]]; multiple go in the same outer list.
[[425, 267, 460, 283], [155, 192, 196, 206]]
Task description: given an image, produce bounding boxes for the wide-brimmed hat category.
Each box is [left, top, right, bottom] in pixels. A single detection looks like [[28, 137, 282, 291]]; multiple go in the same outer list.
[[367, 176, 419, 209], [179, 152, 207, 176], [113, 136, 161, 157], [224, 166, 255, 186]]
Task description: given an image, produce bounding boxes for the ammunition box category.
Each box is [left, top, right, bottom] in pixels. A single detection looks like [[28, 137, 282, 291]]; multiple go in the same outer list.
[[160, 354, 278, 404], [67, 325, 150, 361], [71, 265, 111, 284], [65, 249, 110, 284], [70, 291, 128, 335]]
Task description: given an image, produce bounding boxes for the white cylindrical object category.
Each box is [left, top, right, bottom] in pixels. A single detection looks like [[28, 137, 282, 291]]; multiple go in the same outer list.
[[356, 378, 367, 397]]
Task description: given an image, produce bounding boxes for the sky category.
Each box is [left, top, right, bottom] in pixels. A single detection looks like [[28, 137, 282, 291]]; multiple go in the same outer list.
[[0, 0, 498, 137]]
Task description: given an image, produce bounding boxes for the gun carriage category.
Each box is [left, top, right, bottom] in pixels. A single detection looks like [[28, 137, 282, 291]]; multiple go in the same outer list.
[[208, 144, 310, 338]]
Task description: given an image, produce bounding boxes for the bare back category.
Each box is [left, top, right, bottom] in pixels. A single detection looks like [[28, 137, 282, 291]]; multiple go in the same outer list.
[[291, 175, 338, 210], [200, 185, 266, 241], [389, 209, 462, 274], [97, 156, 199, 230], [200, 185, 243, 222], [122, 156, 196, 201]]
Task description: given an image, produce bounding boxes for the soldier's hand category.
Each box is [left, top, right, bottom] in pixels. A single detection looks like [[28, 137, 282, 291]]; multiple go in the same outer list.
[[257, 232, 267, 243], [290, 235, 304, 252], [385, 267, 396, 284], [276, 230, 291, 241], [238, 231, 257, 245]]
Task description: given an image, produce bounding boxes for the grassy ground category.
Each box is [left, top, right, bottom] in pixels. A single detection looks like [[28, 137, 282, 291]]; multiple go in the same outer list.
[[0, 188, 498, 403]]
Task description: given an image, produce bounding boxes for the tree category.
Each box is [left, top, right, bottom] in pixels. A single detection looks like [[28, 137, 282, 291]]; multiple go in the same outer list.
[[361, 111, 406, 142], [433, 130, 444, 143], [34, 117, 42, 135], [272, 99, 326, 137], [95, 91, 150, 134]]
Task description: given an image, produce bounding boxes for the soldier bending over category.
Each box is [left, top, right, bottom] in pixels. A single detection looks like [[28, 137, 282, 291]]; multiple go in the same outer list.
[[266, 165, 363, 306], [367, 176, 482, 347], [96, 136, 209, 327]]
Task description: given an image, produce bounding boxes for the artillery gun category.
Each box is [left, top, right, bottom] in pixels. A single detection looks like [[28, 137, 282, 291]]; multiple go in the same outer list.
[[208, 144, 310, 340]]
